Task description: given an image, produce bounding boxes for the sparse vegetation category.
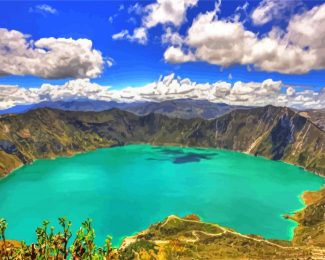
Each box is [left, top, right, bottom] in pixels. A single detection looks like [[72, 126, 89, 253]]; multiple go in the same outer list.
[[0, 218, 116, 259]]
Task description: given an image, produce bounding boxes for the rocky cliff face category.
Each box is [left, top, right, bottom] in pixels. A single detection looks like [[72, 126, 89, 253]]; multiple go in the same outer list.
[[0, 105, 324, 176], [300, 109, 325, 131], [214, 106, 325, 175]]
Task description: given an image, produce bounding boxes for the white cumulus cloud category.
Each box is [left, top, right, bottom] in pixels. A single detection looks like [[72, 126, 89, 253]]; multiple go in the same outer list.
[[163, 46, 194, 63], [112, 0, 198, 44], [143, 0, 198, 28], [286, 3, 325, 69], [163, 3, 325, 74], [0, 28, 105, 79]]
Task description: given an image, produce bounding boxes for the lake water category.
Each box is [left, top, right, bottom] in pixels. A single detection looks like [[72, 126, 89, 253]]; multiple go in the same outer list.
[[0, 145, 324, 246]]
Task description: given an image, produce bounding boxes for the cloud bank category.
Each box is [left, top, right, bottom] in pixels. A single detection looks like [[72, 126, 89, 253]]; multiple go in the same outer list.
[[0, 74, 323, 110], [0, 28, 105, 79]]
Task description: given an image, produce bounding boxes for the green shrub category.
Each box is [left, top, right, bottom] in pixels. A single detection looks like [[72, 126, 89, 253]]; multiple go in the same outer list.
[[0, 218, 116, 259]]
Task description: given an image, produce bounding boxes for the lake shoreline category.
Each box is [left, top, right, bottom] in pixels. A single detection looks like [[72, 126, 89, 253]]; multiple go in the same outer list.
[[2, 143, 324, 244], [3, 141, 324, 179], [1, 144, 323, 247]]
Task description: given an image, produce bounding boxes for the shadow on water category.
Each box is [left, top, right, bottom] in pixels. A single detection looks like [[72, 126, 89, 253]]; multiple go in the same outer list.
[[173, 153, 216, 164], [148, 147, 217, 164]]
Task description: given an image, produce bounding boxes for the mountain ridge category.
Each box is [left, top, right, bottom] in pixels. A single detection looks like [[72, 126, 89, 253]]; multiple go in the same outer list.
[[0, 105, 324, 177], [3, 99, 324, 131]]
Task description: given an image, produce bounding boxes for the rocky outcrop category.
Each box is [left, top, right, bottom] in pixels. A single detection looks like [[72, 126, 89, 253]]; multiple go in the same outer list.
[[0, 105, 324, 177], [291, 187, 325, 247]]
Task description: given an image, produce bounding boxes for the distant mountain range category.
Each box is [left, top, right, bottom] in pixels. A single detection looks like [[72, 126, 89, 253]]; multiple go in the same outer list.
[[2, 99, 325, 131], [0, 105, 324, 177], [0, 100, 141, 114], [0, 99, 251, 119]]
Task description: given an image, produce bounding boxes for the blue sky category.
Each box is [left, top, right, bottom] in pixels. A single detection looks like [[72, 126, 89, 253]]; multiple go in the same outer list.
[[0, 0, 324, 89], [0, 0, 325, 109]]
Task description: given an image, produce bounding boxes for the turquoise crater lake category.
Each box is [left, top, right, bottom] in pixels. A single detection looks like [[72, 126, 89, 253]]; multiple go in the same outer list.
[[0, 145, 324, 245]]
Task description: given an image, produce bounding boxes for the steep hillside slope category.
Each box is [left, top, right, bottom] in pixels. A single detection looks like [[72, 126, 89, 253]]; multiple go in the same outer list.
[[300, 109, 325, 131], [214, 106, 325, 175], [0, 105, 324, 176]]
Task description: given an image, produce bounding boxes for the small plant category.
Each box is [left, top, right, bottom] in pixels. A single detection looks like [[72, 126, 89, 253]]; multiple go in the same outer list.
[[70, 218, 96, 258], [0, 218, 9, 259], [0, 218, 116, 259], [59, 217, 73, 258]]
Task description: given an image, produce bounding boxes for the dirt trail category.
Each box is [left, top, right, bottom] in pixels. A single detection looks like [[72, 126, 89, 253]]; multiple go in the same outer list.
[[163, 215, 299, 250]]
